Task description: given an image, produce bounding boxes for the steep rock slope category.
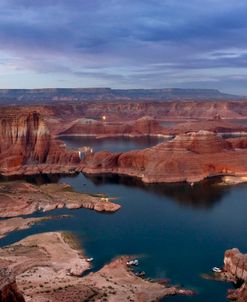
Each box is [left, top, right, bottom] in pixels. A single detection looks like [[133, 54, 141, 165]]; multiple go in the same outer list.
[[0, 112, 79, 175], [80, 131, 247, 183], [59, 116, 163, 137]]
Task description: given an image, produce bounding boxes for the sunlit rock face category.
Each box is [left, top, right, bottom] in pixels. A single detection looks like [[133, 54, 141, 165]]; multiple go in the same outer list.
[[80, 131, 247, 184], [224, 249, 247, 282], [59, 116, 162, 137], [0, 111, 80, 175], [224, 249, 247, 302]]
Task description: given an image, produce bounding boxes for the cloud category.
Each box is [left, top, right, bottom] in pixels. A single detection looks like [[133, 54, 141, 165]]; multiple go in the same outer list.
[[0, 0, 247, 93]]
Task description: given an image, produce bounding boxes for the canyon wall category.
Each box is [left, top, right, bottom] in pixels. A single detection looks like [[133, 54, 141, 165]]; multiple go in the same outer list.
[[43, 100, 247, 122], [59, 116, 163, 137], [224, 249, 247, 282], [223, 249, 247, 302], [80, 131, 247, 183], [0, 111, 80, 175]]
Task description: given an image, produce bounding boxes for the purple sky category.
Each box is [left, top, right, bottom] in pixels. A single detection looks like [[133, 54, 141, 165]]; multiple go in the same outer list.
[[0, 0, 247, 94]]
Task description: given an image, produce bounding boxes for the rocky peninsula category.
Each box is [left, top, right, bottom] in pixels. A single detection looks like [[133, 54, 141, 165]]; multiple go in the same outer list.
[[0, 181, 120, 218], [80, 130, 247, 184], [0, 231, 194, 302]]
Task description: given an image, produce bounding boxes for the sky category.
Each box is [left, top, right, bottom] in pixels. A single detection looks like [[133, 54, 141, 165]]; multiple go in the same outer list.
[[0, 0, 247, 94]]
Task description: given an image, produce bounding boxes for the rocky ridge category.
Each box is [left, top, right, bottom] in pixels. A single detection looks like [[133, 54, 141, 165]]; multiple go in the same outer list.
[[80, 130, 247, 183]]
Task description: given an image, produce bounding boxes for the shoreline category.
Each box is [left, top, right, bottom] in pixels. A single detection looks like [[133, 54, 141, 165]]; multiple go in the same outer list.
[[0, 231, 194, 302]]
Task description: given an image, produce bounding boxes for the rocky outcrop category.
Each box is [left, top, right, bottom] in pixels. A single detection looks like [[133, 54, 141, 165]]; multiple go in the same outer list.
[[227, 137, 247, 149], [59, 116, 163, 137], [0, 269, 25, 302], [82, 257, 194, 302], [0, 111, 80, 175], [204, 249, 247, 302], [224, 249, 247, 282], [0, 182, 120, 218], [223, 249, 247, 302], [0, 216, 70, 240], [80, 130, 247, 183], [169, 119, 247, 135], [47, 100, 247, 121]]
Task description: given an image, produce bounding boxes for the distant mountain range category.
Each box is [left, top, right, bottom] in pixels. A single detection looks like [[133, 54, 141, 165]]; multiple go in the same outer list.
[[0, 88, 243, 105]]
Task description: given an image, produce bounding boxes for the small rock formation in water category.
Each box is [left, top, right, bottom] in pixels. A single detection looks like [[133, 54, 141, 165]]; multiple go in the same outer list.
[[0, 232, 194, 302]]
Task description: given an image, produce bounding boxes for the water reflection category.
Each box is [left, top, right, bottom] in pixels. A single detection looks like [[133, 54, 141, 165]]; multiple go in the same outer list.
[[0, 172, 233, 210], [83, 174, 230, 210], [60, 135, 166, 153]]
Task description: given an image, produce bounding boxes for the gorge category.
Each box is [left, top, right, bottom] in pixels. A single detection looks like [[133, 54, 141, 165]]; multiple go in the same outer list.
[[0, 94, 247, 301]]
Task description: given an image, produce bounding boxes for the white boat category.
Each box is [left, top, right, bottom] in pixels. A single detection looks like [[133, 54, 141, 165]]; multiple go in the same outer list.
[[212, 267, 222, 273], [86, 257, 94, 262], [127, 259, 139, 266]]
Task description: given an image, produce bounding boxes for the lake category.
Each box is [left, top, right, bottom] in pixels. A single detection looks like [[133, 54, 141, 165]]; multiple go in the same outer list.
[[1, 136, 247, 302], [60, 135, 166, 153]]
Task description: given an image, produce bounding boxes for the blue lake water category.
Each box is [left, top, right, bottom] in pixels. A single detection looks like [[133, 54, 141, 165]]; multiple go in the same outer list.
[[60, 135, 165, 153], [1, 137, 247, 302]]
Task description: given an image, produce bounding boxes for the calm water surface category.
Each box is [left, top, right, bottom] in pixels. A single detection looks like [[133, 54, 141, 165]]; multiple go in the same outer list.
[[60, 135, 165, 153], [1, 137, 247, 302]]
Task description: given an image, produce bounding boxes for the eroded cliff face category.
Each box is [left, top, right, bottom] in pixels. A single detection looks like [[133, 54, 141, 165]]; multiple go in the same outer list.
[[224, 249, 247, 282], [0, 112, 80, 175], [59, 116, 163, 137], [80, 131, 247, 183], [47, 100, 247, 122], [223, 249, 247, 302], [0, 269, 25, 302]]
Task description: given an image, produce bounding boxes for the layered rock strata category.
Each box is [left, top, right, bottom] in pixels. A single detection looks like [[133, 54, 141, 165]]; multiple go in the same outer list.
[[80, 130, 247, 183], [0, 216, 69, 239], [0, 112, 80, 175], [59, 116, 163, 137], [221, 249, 247, 302], [0, 269, 25, 302], [0, 182, 120, 218]]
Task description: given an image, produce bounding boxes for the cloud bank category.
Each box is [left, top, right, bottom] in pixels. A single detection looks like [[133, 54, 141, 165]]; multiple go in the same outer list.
[[0, 0, 247, 93]]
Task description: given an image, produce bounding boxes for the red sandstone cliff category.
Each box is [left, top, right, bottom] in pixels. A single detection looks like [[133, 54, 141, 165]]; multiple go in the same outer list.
[[227, 137, 247, 149], [58, 116, 163, 137], [0, 269, 25, 302], [80, 131, 247, 183], [47, 100, 247, 121], [169, 119, 247, 135], [0, 112, 80, 175], [223, 249, 247, 302]]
